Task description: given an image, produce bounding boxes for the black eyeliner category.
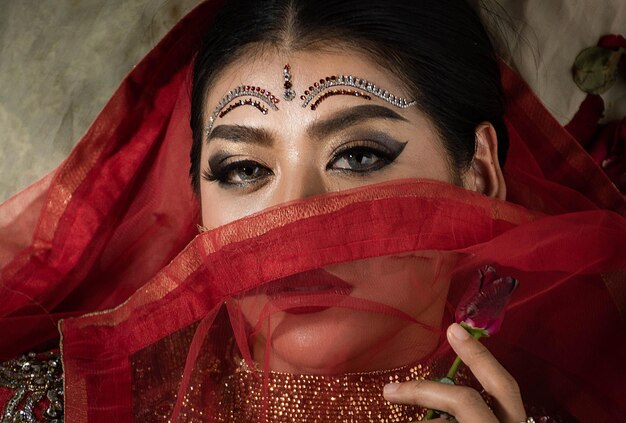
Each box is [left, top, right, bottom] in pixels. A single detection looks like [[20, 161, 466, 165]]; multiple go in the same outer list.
[[326, 131, 407, 171], [203, 156, 273, 188]]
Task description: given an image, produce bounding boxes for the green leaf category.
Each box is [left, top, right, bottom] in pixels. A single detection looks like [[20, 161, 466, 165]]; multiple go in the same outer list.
[[573, 46, 624, 94]]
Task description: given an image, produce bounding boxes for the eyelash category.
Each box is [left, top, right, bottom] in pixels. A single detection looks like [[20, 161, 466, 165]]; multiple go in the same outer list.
[[201, 141, 399, 188], [201, 159, 271, 188], [327, 140, 395, 174]]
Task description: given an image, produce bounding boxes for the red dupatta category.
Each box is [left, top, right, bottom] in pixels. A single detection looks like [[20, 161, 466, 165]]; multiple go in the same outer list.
[[1, 1, 625, 421]]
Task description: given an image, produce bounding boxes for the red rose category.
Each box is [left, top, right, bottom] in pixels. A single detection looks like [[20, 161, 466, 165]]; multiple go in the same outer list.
[[455, 265, 518, 336]]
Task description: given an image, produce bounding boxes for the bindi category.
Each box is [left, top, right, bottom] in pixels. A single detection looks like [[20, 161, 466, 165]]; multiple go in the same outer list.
[[283, 64, 296, 101], [300, 75, 417, 110]]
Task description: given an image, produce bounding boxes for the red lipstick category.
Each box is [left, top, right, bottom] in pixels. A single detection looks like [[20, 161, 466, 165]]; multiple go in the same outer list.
[[265, 269, 353, 314]]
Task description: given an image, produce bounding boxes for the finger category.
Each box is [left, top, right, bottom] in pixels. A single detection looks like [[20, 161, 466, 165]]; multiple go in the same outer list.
[[447, 323, 526, 422], [383, 379, 498, 423]]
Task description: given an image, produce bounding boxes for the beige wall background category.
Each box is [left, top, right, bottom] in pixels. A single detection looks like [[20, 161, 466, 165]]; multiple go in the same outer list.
[[0, 0, 202, 202], [1, 0, 624, 202]]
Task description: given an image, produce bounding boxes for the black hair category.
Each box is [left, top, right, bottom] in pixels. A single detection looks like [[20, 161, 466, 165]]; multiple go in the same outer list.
[[190, 0, 509, 193]]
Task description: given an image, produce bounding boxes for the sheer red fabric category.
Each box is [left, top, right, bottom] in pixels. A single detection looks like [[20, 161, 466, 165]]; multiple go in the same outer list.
[[1, 1, 625, 422]]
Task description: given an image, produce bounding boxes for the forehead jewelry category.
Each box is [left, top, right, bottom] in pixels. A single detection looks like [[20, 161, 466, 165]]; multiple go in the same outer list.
[[310, 89, 371, 111], [300, 75, 417, 110], [283, 64, 296, 101], [204, 85, 280, 136], [219, 98, 268, 118]]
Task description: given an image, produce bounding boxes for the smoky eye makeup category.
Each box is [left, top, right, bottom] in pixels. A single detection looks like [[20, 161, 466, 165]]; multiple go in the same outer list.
[[326, 131, 408, 173], [202, 150, 273, 188], [329, 131, 407, 159], [206, 151, 232, 174], [201, 127, 409, 189]]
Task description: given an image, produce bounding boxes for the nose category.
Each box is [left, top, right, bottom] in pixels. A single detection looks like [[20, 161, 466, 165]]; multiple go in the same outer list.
[[272, 164, 329, 205]]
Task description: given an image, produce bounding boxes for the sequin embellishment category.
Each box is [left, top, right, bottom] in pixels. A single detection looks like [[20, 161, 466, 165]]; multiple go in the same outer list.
[[0, 351, 64, 423], [218, 358, 453, 422]]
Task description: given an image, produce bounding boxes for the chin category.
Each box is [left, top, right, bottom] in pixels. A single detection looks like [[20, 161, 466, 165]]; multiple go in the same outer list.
[[256, 307, 425, 375]]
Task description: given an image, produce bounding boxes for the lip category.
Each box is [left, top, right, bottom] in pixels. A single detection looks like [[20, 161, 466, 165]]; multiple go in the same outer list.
[[265, 269, 353, 314]]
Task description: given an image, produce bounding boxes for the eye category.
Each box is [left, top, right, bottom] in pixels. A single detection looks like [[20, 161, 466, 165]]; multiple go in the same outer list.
[[203, 159, 273, 186], [328, 146, 391, 173]]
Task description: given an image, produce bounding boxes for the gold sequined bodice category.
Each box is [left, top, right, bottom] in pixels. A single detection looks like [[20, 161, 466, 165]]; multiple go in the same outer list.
[[218, 358, 451, 422]]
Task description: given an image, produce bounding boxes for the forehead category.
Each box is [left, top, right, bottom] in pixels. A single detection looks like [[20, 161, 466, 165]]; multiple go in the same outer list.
[[203, 46, 411, 115]]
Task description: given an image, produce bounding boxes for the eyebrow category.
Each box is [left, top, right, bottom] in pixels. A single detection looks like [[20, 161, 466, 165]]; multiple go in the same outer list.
[[207, 124, 274, 147], [307, 104, 409, 140], [206, 104, 409, 146]]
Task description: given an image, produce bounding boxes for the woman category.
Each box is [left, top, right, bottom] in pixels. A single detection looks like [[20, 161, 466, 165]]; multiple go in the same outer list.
[[1, 0, 625, 422]]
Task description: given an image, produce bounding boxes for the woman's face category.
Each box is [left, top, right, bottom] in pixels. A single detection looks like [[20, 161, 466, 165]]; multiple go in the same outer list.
[[199, 47, 504, 373], [200, 49, 459, 228]]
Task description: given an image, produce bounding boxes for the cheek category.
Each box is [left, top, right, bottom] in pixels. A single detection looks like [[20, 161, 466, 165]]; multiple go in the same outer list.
[[200, 183, 228, 229], [200, 183, 268, 229], [393, 137, 454, 184]]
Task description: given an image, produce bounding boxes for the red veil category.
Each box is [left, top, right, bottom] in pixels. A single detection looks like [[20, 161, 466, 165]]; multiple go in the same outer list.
[[1, 1, 625, 422]]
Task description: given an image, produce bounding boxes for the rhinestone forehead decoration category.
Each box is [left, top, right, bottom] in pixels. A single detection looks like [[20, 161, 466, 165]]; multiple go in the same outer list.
[[204, 85, 280, 136], [310, 89, 371, 111], [219, 99, 268, 119], [283, 64, 296, 101], [300, 75, 417, 109]]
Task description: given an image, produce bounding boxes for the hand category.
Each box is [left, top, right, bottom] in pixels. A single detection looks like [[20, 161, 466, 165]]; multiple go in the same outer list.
[[383, 323, 526, 422]]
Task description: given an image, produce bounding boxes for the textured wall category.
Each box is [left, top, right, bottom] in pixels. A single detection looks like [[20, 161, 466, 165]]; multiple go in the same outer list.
[[491, 0, 625, 123], [1, 0, 624, 202], [0, 0, 201, 201]]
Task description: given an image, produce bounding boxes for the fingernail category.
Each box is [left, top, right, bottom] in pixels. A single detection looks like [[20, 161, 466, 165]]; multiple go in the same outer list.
[[383, 383, 400, 396], [449, 323, 470, 340]]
